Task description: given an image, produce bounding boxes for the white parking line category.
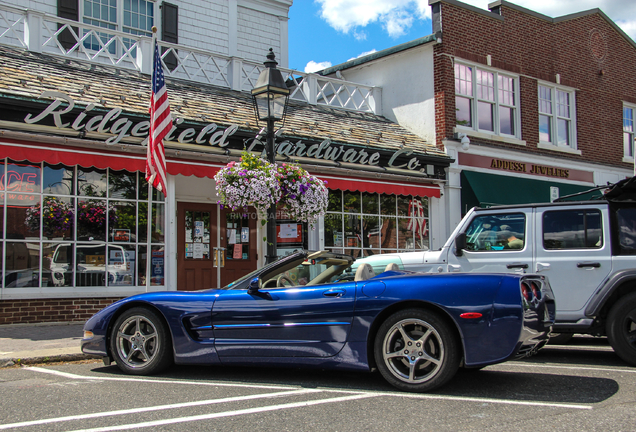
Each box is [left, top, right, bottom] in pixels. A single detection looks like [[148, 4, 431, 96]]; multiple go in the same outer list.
[[65, 394, 382, 432], [15, 365, 593, 432], [25, 366, 301, 390], [0, 389, 318, 430], [501, 363, 636, 374], [380, 392, 592, 410], [64, 392, 593, 432]]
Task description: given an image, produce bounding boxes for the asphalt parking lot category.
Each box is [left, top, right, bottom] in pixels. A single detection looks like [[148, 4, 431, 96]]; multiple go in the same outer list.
[[0, 337, 634, 432]]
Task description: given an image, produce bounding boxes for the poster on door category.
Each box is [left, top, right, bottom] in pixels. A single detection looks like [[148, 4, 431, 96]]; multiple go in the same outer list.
[[194, 221, 204, 240], [151, 249, 165, 285]]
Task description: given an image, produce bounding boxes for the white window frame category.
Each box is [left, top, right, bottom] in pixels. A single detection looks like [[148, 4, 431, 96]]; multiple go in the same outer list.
[[80, 0, 157, 53], [81, 0, 156, 34], [538, 82, 577, 149], [454, 61, 521, 139], [624, 103, 636, 160]]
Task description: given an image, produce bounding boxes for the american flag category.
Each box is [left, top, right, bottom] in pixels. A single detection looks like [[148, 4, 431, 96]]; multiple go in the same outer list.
[[407, 199, 428, 239], [146, 39, 172, 196]]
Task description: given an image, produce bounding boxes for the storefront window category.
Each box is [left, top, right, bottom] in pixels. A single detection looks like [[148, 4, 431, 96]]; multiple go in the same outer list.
[[78, 167, 107, 197], [43, 164, 74, 195], [325, 190, 430, 256], [0, 161, 165, 290]]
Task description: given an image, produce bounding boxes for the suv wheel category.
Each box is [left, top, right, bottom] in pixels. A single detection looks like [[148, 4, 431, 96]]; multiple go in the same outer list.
[[606, 292, 636, 367]]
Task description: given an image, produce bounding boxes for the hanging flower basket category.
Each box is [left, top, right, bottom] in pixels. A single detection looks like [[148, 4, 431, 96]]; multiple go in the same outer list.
[[277, 162, 328, 228], [214, 151, 281, 220], [25, 197, 74, 236], [77, 200, 118, 229]]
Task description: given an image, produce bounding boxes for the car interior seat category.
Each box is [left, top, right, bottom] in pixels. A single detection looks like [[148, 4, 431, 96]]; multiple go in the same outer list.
[[354, 263, 375, 281], [384, 262, 400, 272]]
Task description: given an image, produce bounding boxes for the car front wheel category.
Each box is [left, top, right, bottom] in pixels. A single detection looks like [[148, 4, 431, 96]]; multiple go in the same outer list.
[[607, 293, 636, 367], [110, 307, 173, 375], [374, 309, 460, 392]]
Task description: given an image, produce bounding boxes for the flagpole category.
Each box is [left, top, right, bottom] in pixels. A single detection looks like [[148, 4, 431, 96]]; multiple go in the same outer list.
[[145, 27, 158, 292]]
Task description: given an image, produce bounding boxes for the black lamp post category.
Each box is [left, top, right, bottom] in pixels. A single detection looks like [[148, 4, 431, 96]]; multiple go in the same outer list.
[[251, 48, 290, 264]]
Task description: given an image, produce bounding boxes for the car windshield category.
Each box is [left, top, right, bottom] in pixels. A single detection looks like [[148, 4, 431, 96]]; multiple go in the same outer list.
[[222, 251, 357, 290]]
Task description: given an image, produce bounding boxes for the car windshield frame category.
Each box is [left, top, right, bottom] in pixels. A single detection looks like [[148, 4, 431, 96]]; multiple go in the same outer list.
[[221, 250, 356, 290], [221, 251, 308, 290]]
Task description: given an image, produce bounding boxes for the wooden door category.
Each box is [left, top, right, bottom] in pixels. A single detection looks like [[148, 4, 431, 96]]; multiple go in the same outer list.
[[220, 207, 258, 287], [177, 202, 217, 291]]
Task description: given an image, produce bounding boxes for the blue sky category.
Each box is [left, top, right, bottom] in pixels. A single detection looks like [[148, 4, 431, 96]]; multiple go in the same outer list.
[[288, 1, 432, 72], [288, 0, 636, 73]]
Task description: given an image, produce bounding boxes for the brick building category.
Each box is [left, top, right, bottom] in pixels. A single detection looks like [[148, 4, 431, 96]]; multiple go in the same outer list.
[[322, 0, 636, 237]]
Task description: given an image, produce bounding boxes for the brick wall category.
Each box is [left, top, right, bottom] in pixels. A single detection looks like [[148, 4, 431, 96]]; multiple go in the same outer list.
[[0, 297, 122, 325], [434, 1, 636, 170]]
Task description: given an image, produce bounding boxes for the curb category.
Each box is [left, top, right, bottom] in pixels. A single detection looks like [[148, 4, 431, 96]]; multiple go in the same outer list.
[[0, 353, 101, 368]]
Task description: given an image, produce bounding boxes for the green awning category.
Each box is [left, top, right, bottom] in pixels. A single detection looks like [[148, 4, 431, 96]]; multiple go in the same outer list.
[[461, 171, 601, 213]]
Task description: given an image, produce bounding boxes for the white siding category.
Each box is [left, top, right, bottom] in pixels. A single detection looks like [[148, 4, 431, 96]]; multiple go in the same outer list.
[[339, 44, 437, 144], [178, 0, 230, 55], [4, 0, 56, 14], [236, 5, 282, 64]]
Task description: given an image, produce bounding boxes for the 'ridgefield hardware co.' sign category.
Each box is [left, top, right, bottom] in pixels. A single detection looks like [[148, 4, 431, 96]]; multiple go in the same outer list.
[[13, 91, 447, 176]]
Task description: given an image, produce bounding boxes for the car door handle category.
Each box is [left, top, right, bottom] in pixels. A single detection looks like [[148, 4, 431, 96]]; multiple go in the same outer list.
[[323, 289, 346, 297], [506, 263, 529, 269], [536, 262, 550, 272], [577, 262, 601, 268]]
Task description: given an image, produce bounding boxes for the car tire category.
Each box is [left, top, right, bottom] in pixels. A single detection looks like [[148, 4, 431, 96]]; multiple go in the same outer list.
[[607, 293, 636, 367], [110, 307, 173, 375], [374, 308, 460, 392], [548, 333, 574, 345]]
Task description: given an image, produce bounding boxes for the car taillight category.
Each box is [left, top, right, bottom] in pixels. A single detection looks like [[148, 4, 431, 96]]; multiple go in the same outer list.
[[521, 282, 533, 301], [530, 281, 541, 300]]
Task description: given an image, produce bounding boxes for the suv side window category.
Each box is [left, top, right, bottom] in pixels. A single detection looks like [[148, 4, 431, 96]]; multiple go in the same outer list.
[[616, 207, 636, 254], [543, 210, 602, 249], [465, 213, 526, 251]]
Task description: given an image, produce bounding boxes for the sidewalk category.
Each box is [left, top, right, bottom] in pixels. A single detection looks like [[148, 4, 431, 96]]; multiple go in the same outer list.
[[0, 322, 98, 367]]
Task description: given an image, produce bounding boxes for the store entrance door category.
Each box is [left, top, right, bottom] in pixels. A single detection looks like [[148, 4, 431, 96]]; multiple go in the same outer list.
[[177, 202, 217, 291], [220, 207, 258, 287]]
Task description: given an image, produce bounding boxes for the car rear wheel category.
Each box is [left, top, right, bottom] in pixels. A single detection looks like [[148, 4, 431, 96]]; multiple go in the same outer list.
[[607, 293, 636, 367], [110, 307, 173, 375], [374, 309, 460, 392]]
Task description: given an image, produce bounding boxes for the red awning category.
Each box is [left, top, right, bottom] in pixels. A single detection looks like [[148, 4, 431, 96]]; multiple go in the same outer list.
[[0, 141, 222, 178], [319, 175, 441, 198], [0, 141, 440, 196]]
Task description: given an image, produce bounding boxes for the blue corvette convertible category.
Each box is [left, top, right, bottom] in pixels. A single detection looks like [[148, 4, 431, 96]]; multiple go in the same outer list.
[[82, 250, 555, 392]]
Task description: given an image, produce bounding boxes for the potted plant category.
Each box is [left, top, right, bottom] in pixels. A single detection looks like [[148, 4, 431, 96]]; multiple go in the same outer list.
[[77, 200, 118, 229], [214, 151, 281, 220], [25, 197, 74, 237], [276, 162, 328, 228]]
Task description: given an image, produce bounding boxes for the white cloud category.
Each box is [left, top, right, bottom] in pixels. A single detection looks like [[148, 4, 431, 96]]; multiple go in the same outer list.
[[316, 0, 430, 38], [315, 0, 636, 42], [304, 60, 332, 73], [348, 49, 377, 62]]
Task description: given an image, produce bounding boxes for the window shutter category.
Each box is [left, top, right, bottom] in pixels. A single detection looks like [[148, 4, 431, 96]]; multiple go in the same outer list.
[[161, 2, 179, 71], [57, 0, 79, 51]]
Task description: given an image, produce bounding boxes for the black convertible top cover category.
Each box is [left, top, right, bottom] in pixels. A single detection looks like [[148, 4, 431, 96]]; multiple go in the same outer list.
[[604, 177, 636, 203]]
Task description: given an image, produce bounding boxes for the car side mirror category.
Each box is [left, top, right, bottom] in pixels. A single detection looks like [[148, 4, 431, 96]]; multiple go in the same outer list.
[[247, 277, 260, 294], [455, 233, 467, 256]]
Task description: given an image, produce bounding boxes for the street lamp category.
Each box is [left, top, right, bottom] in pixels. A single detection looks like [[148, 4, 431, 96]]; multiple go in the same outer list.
[[251, 48, 290, 264]]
